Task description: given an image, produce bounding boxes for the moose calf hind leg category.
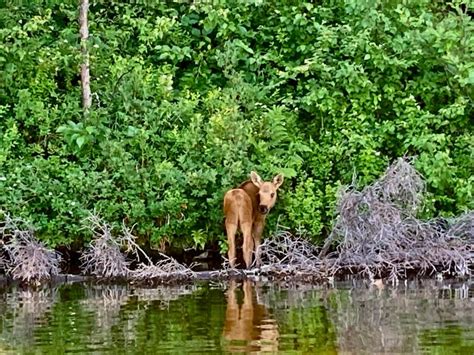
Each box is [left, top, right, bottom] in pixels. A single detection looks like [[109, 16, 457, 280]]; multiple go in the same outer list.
[[226, 222, 238, 268], [241, 222, 254, 268]]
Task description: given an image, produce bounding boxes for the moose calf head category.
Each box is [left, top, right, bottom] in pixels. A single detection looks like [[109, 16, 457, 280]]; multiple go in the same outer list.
[[249, 171, 284, 215]]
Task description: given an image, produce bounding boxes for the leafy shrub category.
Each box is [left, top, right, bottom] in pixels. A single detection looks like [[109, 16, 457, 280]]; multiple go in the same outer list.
[[0, 1, 472, 249]]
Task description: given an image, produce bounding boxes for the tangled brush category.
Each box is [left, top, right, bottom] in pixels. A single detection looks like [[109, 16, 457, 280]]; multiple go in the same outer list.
[[257, 227, 324, 280], [1, 214, 61, 283], [80, 214, 194, 281], [323, 158, 472, 281], [80, 215, 130, 279]]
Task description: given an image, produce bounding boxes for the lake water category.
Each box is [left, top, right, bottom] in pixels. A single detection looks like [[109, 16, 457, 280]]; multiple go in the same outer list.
[[0, 278, 472, 354]]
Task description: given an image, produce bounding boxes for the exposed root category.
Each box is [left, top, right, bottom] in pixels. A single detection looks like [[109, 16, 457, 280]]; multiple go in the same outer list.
[[1, 214, 61, 283]]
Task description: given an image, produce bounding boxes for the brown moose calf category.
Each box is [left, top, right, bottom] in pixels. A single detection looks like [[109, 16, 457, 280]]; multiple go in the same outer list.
[[223, 171, 284, 268]]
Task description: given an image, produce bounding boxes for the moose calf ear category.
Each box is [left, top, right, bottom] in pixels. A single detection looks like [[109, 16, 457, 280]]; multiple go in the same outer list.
[[250, 171, 263, 187], [272, 174, 284, 189]]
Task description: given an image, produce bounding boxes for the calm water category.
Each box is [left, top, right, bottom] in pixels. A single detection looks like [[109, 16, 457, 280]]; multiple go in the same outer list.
[[0, 278, 472, 354]]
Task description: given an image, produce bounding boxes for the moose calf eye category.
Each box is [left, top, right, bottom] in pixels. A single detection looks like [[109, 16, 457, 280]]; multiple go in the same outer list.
[[271, 193, 275, 198]]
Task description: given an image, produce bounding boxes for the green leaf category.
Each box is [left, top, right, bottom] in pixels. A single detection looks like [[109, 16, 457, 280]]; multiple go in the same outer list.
[[76, 136, 86, 148], [235, 39, 254, 54], [56, 125, 67, 133], [280, 167, 297, 178]]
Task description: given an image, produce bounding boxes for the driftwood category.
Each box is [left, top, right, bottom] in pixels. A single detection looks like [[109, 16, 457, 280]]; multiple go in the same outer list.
[[256, 227, 325, 281], [131, 254, 195, 281]]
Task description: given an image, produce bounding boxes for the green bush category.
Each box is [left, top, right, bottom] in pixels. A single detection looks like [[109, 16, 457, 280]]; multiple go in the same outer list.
[[0, 1, 472, 249]]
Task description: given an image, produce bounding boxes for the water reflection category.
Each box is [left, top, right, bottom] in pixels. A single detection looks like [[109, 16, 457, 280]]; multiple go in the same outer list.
[[223, 280, 279, 353], [0, 279, 472, 353], [326, 280, 474, 353], [0, 287, 58, 351]]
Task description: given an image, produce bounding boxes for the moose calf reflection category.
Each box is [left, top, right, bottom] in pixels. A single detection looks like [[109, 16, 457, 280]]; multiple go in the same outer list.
[[223, 280, 279, 353]]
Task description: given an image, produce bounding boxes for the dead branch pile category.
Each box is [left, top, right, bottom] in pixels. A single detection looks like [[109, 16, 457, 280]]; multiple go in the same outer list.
[[80, 215, 130, 279], [131, 253, 194, 280], [121, 221, 195, 281], [324, 158, 473, 281], [1, 215, 61, 283], [0, 252, 5, 271], [447, 211, 474, 242], [256, 228, 325, 281], [81, 214, 194, 282]]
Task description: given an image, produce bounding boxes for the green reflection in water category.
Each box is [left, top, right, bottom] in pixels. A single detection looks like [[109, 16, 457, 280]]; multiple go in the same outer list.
[[419, 326, 474, 354], [0, 279, 472, 354]]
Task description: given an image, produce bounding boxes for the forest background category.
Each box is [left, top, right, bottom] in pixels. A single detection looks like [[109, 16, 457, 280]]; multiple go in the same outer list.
[[0, 1, 472, 254]]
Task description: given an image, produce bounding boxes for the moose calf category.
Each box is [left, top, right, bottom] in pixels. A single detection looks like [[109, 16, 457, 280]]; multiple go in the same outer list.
[[223, 171, 284, 268]]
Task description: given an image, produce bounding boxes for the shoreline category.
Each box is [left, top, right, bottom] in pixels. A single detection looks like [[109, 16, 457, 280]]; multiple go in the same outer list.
[[1, 266, 472, 289]]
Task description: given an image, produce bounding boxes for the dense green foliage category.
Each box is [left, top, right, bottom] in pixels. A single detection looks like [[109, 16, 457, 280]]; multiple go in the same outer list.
[[0, 1, 472, 249]]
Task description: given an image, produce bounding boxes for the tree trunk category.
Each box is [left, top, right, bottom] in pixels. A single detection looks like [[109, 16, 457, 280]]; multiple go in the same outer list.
[[79, 0, 91, 112]]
